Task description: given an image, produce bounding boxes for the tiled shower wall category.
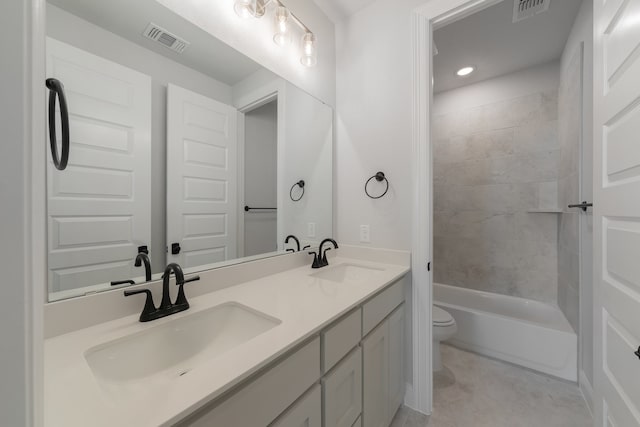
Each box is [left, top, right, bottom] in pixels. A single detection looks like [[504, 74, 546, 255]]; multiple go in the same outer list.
[[433, 90, 560, 304], [557, 47, 583, 332]]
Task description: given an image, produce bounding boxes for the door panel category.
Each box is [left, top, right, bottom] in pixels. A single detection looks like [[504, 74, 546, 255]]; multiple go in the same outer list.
[[166, 84, 237, 270], [46, 38, 151, 294], [594, 0, 640, 425]]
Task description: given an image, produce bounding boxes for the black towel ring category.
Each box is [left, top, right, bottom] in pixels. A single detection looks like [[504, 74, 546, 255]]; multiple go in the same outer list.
[[290, 180, 305, 202], [365, 172, 389, 199], [46, 78, 70, 171]]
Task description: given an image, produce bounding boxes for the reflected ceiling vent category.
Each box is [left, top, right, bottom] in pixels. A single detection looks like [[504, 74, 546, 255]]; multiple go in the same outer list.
[[142, 23, 190, 54], [512, 0, 551, 23]]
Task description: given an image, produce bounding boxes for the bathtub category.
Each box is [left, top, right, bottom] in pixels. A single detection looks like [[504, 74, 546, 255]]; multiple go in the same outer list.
[[434, 283, 577, 381]]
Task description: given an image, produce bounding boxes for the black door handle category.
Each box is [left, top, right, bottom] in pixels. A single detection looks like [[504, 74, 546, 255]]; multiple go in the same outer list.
[[568, 201, 593, 212], [171, 243, 181, 255], [635, 346, 640, 360], [46, 78, 70, 171]]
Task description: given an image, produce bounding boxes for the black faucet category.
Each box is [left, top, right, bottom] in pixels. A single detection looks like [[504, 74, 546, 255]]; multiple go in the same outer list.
[[285, 235, 300, 252], [124, 263, 200, 322], [134, 252, 152, 282], [309, 238, 339, 268]]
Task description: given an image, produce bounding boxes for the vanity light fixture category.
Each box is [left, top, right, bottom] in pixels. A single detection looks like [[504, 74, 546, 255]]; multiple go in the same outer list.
[[456, 66, 475, 77], [273, 6, 292, 46], [300, 32, 317, 67], [234, 0, 267, 19], [233, 0, 317, 67]]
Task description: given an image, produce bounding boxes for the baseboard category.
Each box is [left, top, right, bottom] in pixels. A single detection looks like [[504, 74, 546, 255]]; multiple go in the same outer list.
[[579, 369, 594, 417], [402, 382, 431, 415]]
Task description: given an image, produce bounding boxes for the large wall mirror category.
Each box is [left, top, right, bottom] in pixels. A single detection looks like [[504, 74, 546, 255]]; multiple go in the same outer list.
[[46, 0, 333, 301]]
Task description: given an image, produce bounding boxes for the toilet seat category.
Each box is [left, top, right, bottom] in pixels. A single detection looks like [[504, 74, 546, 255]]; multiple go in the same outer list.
[[433, 306, 455, 327]]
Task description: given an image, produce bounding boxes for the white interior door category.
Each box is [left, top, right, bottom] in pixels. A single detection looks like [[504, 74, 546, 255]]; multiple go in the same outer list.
[[593, 1, 640, 425], [166, 84, 237, 269], [46, 38, 151, 295]]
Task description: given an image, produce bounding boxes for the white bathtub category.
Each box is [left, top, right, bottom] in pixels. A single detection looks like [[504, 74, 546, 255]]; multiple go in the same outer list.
[[434, 283, 577, 381]]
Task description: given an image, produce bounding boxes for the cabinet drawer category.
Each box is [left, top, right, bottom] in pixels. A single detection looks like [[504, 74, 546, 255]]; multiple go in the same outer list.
[[362, 280, 404, 336], [271, 384, 321, 427], [183, 337, 320, 427], [322, 346, 362, 427], [322, 308, 362, 372]]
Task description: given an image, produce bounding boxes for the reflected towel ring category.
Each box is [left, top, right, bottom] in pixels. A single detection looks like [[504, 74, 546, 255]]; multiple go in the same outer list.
[[365, 172, 389, 199], [290, 180, 305, 202]]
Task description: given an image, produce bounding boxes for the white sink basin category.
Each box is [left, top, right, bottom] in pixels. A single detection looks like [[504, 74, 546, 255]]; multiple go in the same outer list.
[[85, 302, 281, 385], [310, 263, 385, 284]]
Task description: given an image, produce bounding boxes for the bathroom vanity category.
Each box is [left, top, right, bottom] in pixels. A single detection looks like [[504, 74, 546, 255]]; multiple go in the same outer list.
[[44, 248, 410, 426]]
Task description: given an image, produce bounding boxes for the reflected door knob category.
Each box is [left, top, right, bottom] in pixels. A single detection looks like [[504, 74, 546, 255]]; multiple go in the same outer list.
[[171, 243, 181, 254]]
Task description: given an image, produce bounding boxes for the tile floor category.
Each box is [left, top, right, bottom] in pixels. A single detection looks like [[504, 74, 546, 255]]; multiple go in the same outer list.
[[391, 344, 592, 427]]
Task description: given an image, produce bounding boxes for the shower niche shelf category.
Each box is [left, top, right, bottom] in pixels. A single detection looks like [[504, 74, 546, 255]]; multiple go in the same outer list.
[[526, 209, 563, 213]]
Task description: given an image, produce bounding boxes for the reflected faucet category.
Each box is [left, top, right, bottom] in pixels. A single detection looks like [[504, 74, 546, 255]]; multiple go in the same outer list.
[[124, 262, 200, 322], [285, 235, 301, 252], [134, 252, 152, 282]]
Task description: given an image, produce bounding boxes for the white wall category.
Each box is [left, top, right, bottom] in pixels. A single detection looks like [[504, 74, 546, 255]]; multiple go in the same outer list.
[[47, 5, 234, 273], [0, 0, 40, 424], [156, 0, 336, 107], [335, 0, 424, 250], [244, 102, 278, 256]]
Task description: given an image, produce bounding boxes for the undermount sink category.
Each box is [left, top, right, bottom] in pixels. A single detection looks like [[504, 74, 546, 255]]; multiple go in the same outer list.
[[85, 302, 281, 385], [310, 263, 385, 284]]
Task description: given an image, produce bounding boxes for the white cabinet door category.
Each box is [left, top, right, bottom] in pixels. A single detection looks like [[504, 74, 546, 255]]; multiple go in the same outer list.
[[388, 305, 405, 424], [46, 38, 151, 294], [593, 0, 640, 425], [166, 84, 238, 270], [323, 347, 362, 427], [272, 385, 322, 427], [362, 321, 389, 427]]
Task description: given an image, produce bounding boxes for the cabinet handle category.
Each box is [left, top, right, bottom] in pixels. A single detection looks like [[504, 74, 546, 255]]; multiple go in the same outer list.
[[46, 78, 70, 171]]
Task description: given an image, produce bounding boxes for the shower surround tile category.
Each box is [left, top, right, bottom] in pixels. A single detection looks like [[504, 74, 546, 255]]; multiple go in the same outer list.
[[434, 89, 560, 304]]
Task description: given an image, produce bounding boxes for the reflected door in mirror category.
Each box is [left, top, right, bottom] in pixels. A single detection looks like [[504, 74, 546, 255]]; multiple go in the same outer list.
[[46, 38, 152, 299]]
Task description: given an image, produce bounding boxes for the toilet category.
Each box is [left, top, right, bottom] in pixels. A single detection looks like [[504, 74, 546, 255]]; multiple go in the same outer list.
[[433, 306, 457, 371]]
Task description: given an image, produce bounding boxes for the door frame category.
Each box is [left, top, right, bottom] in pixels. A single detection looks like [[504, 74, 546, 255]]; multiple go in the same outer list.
[[409, 0, 504, 414], [235, 80, 286, 252]]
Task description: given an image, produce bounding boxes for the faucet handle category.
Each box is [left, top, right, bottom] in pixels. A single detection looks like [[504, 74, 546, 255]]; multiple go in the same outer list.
[[124, 289, 157, 322], [183, 275, 200, 284]]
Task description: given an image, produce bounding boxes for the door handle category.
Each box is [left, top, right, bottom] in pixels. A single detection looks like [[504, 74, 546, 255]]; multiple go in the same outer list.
[[568, 201, 593, 212], [635, 346, 640, 360], [46, 78, 70, 171]]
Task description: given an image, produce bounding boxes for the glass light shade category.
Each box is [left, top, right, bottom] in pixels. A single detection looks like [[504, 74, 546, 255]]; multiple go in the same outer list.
[[300, 33, 317, 67], [234, 0, 267, 19], [234, 0, 257, 19], [273, 6, 292, 46]]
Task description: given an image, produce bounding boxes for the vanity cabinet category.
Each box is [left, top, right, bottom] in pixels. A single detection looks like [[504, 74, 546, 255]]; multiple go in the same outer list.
[[178, 278, 406, 427], [362, 304, 405, 427], [322, 346, 362, 427], [272, 385, 322, 427]]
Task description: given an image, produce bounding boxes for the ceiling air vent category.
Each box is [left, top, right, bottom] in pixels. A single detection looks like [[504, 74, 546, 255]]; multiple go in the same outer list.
[[142, 23, 190, 54], [512, 0, 551, 23]]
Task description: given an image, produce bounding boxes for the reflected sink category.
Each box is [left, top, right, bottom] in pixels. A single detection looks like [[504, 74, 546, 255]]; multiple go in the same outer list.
[[310, 263, 385, 284], [85, 302, 281, 384]]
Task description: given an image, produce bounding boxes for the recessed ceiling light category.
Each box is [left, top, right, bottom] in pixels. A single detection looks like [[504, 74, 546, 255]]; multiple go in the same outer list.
[[456, 66, 475, 77]]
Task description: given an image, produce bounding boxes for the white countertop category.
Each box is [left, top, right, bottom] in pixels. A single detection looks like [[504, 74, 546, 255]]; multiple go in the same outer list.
[[45, 256, 410, 427]]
